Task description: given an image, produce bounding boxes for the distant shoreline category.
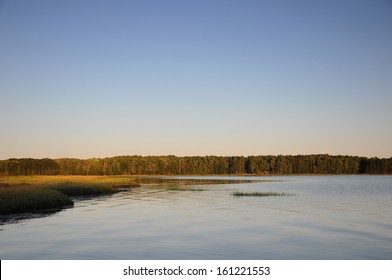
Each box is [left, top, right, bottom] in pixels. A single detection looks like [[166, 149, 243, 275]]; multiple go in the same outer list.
[[1, 155, 391, 176]]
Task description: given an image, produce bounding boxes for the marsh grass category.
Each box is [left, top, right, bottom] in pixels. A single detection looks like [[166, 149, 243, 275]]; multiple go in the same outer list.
[[0, 176, 141, 215], [0, 187, 73, 215], [166, 186, 207, 192], [0, 175, 138, 186], [232, 191, 295, 197]]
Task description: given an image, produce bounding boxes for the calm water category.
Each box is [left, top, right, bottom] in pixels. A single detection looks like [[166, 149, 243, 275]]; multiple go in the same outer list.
[[1, 175, 391, 259]]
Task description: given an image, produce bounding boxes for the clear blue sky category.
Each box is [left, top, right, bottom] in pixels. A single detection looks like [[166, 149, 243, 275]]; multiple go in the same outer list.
[[1, 0, 391, 159]]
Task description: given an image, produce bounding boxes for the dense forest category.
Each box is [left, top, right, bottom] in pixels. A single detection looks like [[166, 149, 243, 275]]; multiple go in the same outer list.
[[0, 155, 391, 176]]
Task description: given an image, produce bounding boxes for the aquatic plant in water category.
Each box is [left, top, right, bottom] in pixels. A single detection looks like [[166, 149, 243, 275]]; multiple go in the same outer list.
[[232, 191, 295, 197]]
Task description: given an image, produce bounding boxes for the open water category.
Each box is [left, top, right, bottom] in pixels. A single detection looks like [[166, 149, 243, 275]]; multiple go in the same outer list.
[[1, 175, 391, 259]]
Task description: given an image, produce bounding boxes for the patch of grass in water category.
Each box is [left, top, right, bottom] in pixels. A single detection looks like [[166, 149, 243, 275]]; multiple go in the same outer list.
[[166, 186, 207, 192], [232, 191, 295, 197]]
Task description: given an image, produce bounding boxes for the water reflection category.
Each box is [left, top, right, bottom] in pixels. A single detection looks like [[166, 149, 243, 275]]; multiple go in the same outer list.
[[130, 176, 270, 186], [0, 208, 66, 225]]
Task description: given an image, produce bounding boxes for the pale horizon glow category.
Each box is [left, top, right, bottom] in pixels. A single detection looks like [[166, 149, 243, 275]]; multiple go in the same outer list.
[[1, 0, 391, 160]]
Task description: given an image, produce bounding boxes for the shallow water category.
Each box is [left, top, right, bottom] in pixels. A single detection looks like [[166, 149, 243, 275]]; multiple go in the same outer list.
[[1, 175, 391, 259]]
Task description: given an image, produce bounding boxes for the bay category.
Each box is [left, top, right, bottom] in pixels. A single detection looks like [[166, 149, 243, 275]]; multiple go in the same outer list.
[[0, 175, 391, 259]]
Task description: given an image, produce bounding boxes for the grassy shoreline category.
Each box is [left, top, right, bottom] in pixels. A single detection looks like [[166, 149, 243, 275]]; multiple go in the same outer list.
[[1, 173, 365, 217], [0, 176, 140, 216]]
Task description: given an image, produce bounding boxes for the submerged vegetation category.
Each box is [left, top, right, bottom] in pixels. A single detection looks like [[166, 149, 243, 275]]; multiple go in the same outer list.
[[232, 191, 295, 197], [0, 154, 391, 176]]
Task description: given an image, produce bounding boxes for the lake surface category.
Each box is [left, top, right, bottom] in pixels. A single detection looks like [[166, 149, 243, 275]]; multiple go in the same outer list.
[[1, 175, 391, 259]]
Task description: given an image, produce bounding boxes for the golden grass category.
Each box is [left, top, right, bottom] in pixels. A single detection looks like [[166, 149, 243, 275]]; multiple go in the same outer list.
[[0, 175, 137, 186], [0, 176, 140, 215]]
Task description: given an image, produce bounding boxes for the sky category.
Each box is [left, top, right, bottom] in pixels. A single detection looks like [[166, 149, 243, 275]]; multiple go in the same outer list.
[[0, 0, 391, 159]]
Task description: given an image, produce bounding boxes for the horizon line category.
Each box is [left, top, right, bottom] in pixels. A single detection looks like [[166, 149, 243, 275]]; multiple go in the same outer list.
[[2, 153, 391, 161]]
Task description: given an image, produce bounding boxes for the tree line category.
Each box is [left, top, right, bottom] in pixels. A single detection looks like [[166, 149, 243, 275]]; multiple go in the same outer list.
[[1, 155, 391, 176]]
